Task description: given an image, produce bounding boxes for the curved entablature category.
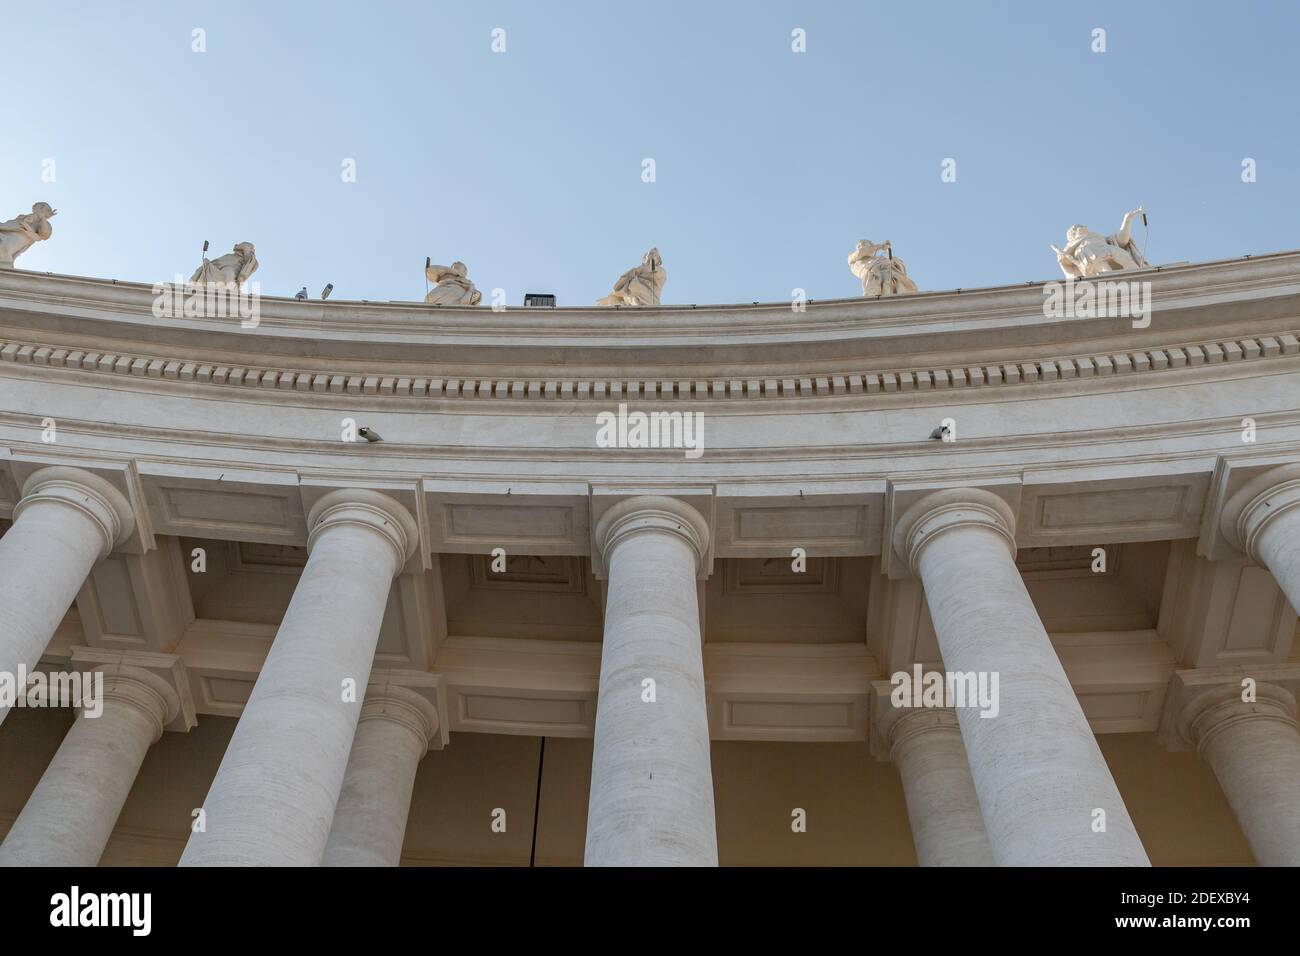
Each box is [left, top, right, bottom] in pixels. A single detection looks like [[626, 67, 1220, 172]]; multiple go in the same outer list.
[[0, 252, 1297, 380]]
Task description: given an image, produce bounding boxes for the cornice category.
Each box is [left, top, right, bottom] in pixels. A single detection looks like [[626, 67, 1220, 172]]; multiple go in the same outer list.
[[1, 250, 1297, 371], [2, 327, 1296, 407]]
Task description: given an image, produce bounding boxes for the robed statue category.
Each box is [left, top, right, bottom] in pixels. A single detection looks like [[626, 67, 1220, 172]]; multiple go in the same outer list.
[[191, 242, 259, 287], [597, 247, 666, 307], [425, 260, 483, 305], [0, 202, 57, 268], [848, 239, 918, 297], [1051, 208, 1149, 278]]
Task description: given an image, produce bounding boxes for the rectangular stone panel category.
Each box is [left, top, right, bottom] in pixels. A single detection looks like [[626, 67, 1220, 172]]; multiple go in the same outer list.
[[444, 503, 573, 544], [158, 487, 295, 536], [726, 700, 855, 730], [1038, 486, 1188, 529]]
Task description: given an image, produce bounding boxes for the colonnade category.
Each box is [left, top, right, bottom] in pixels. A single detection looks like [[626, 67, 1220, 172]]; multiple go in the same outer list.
[[3, 466, 1300, 865]]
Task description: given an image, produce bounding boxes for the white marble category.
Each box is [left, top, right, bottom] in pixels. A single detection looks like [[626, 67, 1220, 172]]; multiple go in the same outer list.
[[585, 496, 716, 865], [881, 706, 993, 866], [1176, 680, 1300, 865], [1221, 464, 1300, 616], [848, 239, 918, 296], [0, 666, 177, 866], [1052, 208, 1148, 277], [0, 467, 133, 730], [894, 488, 1150, 866], [179, 490, 418, 866], [322, 683, 438, 866], [597, 248, 665, 306], [0, 203, 56, 268], [425, 261, 482, 305], [190, 242, 258, 288]]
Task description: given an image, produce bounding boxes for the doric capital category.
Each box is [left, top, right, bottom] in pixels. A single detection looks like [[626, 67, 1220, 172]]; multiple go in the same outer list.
[[593, 495, 711, 574], [891, 487, 1016, 576], [869, 679, 962, 762], [14, 466, 135, 558], [1219, 463, 1300, 564], [1159, 667, 1300, 752], [90, 664, 181, 742], [306, 488, 419, 572], [360, 682, 441, 750]]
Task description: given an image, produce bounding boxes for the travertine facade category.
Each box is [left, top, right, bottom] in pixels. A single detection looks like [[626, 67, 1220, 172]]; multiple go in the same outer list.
[[0, 252, 1298, 866]]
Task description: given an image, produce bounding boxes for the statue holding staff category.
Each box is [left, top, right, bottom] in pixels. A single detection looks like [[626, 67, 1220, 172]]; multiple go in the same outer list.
[[597, 247, 666, 306], [425, 259, 482, 305], [1051, 207, 1148, 278], [848, 239, 918, 296]]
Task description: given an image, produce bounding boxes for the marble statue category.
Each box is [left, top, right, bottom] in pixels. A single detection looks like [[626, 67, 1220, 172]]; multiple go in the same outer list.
[[1051, 208, 1148, 278], [0, 202, 57, 268], [597, 248, 665, 306], [190, 242, 259, 287], [425, 260, 482, 305], [848, 239, 918, 296]]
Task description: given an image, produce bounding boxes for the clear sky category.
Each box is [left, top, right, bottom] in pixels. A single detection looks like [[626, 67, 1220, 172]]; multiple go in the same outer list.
[[3, 0, 1297, 305]]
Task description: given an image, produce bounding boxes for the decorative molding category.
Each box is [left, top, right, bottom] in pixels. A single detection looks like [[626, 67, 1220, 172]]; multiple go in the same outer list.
[[1157, 665, 1300, 751], [2, 329, 1297, 405]]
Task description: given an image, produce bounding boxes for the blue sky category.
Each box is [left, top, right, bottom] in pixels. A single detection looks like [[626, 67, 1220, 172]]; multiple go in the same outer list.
[[3, 0, 1297, 305]]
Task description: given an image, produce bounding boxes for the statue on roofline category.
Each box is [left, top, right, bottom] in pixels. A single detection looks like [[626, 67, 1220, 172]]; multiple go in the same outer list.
[[425, 259, 482, 305], [191, 241, 259, 288], [1051, 207, 1148, 278], [597, 247, 665, 307], [848, 239, 918, 297], [0, 202, 57, 268]]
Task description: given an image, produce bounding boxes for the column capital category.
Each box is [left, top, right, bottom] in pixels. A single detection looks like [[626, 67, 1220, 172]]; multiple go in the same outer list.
[[89, 664, 181, 742], [1219, 463, 1300, 563], [869, 680, 961, 761], [307, 488, 419, 572], [1159, 667, 1300, 752], [14, 466, 135, 558], [360, 682, 440, 751], [891, 487, 1016, 576], [593, 495, 710, 575]]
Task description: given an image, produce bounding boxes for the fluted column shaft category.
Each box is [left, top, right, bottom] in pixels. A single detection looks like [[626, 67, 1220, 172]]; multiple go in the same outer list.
[[887, 708, 993, 866], [895, 489, 1149, 866], [585, 496, 716, 866], [322, 684, 438, 867], [180, 490, 418, 866], [0, 666, 177, 866], [0, 467, 133, 729]]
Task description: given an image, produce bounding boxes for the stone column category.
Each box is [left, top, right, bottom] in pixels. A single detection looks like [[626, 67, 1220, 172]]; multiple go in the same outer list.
[[872, 691, 993, 866], [1222, 463, 1300, 615], [322, 683, 439, 867], [0, 665, 178, 866], [0, 467, 133, 729], [180, 489, 418, 867], [586, 496, 716, 867], [1169, 675, 1300, 866], [893, 488, 1149, 866]]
